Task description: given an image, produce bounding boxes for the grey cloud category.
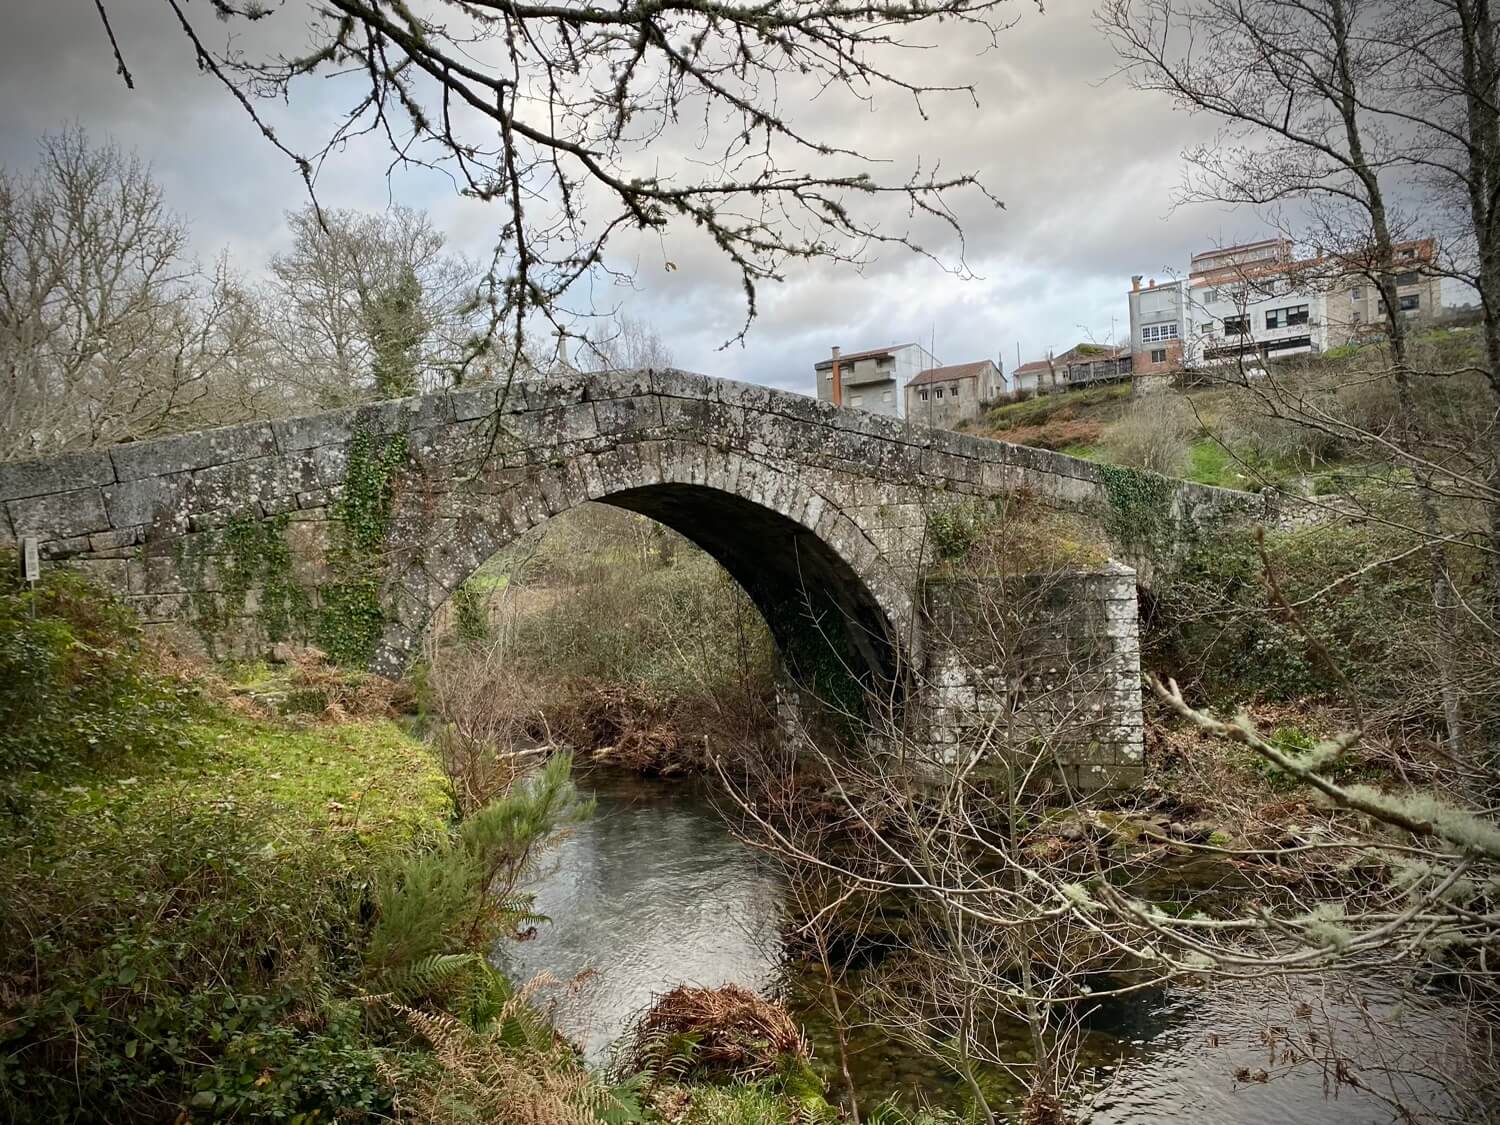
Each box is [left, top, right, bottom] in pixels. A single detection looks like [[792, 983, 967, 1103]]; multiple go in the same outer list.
[[2, 0, 1266, 397]]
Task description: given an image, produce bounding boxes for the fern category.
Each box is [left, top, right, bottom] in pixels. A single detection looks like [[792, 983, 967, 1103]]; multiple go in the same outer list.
[[365, 846, 476, 973], [385, 983, 647, 1125]]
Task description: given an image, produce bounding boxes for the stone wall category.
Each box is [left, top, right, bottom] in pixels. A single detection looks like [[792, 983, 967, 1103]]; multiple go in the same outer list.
[[915, 564, 1143, 791]]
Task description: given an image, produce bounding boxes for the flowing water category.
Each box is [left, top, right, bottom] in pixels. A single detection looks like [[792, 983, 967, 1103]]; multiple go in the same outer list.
[[495, 767, 1475, 1121]]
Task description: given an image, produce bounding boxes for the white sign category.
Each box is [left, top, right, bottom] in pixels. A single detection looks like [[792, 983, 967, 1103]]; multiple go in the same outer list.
[[21, 536, 40, 582]]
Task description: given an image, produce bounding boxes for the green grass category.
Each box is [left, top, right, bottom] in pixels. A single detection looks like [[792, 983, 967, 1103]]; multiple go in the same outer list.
[[20, 713, 455, 919], [464, 572, 511, 593], [1059, 442, 1100, 461], [974, 382, 1131, 432], [1185, 439, 1242, 488]]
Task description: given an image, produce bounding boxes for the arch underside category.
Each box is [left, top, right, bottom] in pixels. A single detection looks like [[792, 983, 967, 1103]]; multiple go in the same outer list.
[[601, 484, 902, 697]]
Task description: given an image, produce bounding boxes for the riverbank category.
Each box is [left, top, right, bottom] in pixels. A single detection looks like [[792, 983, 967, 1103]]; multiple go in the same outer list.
[[0, 560, 893, 1124]]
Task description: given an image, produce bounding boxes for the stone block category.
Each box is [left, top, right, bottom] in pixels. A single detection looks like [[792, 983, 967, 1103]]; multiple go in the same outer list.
[[648, 368, 713, 401], [88, 528, 142, 553], [272, 407, 356, 452], [8, 487, 111, 541], [352, 393, 454, 436], [449, 385, 520, 423], [128, 592, 192, 623], [659, 395, 712, 434], [111, 422, 277, 481], [70, 558, 131, 596], [594, 394, 663, 436], [41, 535, 90, 559], [592, 368, 653, 398], [0, 450, 115, 502]]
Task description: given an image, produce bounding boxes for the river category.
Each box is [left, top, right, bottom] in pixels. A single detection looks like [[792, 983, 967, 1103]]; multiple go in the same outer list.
[[495, 767, 1473, 1121]]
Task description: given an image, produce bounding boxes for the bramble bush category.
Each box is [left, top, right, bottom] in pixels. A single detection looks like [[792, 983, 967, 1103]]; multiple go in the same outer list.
[[1148, 518, 1453, 730]]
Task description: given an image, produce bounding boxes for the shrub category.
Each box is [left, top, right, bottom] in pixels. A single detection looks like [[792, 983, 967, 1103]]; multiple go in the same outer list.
[[1147, 517, 1459, 730], [0, 783, 390, 1119], [925, 501, 991, 561], [0, 554, 191, 774], [451, 578, 492, 645], [1097, 394, 1196, 477]]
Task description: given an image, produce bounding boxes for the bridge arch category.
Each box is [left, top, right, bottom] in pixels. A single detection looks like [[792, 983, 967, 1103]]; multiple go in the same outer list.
[[379, 437, 917, 702]]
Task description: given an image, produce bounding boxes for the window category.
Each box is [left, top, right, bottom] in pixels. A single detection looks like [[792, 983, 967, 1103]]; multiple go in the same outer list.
[[1400, 246, 1417, 258], [919, 389, 929, 401], [823, 370, 832, 381], [935, 387, 943, 399], [850, 394, 864, 407], [1351, 287, 1363, 301], [1395, 271, 1420, 286], [1265, 304, 1309, 329], [950, 383, 959, 395], [1141, 322, 1178, 342], [1223, 314, 1250, 335], [882, 390, 893, 403], [1151, 348, 1167, 364], [1399, 293, 1421, 311]]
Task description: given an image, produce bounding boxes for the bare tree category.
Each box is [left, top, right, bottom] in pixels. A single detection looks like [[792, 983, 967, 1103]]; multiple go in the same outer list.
[[263, 204, 497, 407], [579, 314, 675, 375], [0, 128, 272, 457], [1100, 0, 1500, 761], [95, 0, 1007, 381]]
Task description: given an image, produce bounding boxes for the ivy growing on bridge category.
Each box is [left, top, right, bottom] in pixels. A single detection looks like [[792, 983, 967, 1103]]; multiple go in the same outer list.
[[317, 428, 409, 665], [1097, 462, 1178, 556], [221, 511, 311, 645]]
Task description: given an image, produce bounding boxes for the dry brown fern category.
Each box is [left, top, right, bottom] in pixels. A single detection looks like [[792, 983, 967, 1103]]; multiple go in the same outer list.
[[383, 992, 614, 1125]]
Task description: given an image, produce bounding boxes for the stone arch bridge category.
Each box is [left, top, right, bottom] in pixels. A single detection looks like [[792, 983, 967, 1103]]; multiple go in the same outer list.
[[0, 370, 1263, 788]]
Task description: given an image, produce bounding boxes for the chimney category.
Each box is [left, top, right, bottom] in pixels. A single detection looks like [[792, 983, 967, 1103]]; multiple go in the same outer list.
[[830, 346, 843, 407], [1148, 278, 1156, 289], [1131, 275, 1142, 292]]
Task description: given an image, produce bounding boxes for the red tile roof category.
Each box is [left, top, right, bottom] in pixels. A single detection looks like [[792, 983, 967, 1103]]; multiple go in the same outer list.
[[1014, 360, 1052, 375], [907, 360, 994, 387]]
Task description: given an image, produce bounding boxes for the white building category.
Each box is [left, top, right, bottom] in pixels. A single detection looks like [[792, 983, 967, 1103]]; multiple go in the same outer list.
[[1127, 238, 1444, 378], [1126, 277, 1192, 377], [813, 343, 938, 418], [1186, 240, 1320, 367]]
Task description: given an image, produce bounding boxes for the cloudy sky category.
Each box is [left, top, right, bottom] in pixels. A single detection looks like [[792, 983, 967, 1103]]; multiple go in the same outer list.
[[0, 0, 1277, 395]]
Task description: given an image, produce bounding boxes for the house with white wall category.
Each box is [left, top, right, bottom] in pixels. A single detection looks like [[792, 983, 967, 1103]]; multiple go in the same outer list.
[[813, 343, 938, 418]]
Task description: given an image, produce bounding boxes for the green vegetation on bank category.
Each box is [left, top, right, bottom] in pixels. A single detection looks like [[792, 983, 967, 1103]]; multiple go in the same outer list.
[[1150, 507, 1496, 739], [0, 556, 901, 1124], [963, 326, 1489, 493], [0, 558, 596, 1121]]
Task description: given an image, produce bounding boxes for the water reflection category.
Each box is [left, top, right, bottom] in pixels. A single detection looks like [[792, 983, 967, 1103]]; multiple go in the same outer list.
[[497, 766, 1475, 1122], [494, 768, 785, 1062]]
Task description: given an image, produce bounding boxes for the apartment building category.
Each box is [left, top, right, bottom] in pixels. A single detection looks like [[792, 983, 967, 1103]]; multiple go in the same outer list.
[[905, 360, 1006, 428], [1126, 277, 1191, 376], [1188, 240, 1319, 364], [1127, 237, 1443, 374], [813, 342, 938, 418], [1322, 240, 1443, 343]]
